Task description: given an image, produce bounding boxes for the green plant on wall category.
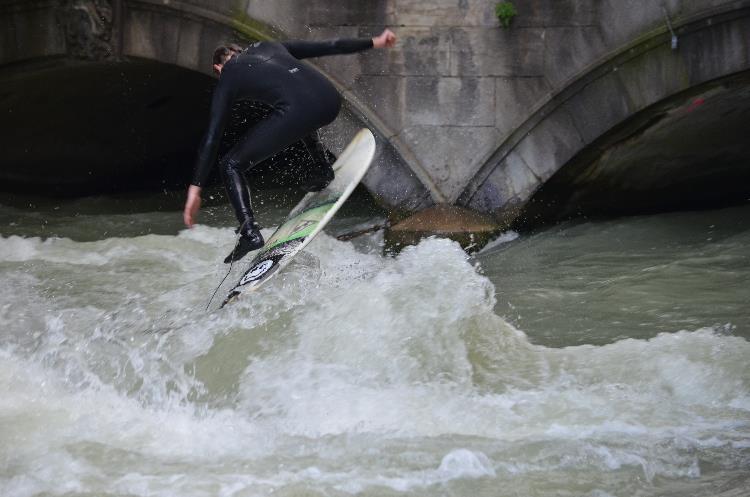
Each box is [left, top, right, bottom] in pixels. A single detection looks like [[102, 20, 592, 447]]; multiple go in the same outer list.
[[495, 1, 517, 28]]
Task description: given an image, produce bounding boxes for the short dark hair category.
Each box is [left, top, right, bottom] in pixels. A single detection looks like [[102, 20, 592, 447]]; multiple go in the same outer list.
[[212, 43, 243, 66]]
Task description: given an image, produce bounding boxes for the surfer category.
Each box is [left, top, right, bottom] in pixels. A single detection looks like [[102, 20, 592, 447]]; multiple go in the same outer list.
[[183, 29, 397, 263]]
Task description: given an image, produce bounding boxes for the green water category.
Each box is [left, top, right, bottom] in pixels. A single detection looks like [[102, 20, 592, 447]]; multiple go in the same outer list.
[[0, 191, 748, 497]]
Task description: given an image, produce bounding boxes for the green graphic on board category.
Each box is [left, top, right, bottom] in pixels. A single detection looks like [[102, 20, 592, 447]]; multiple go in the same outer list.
[[267, 200, 339, 249]]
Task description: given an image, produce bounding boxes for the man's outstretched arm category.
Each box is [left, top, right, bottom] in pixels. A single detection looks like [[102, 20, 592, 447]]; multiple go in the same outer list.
[[184, 74, 234, 228], [283, 28, 396, 59]]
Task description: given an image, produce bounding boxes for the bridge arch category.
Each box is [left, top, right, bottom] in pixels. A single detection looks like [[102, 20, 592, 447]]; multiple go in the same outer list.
[[0, 0, 431, 211], [461, 4, 750, 226]]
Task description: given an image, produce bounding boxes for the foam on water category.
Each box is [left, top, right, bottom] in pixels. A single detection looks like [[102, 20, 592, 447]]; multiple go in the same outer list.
[[1, 229, 749, 497]]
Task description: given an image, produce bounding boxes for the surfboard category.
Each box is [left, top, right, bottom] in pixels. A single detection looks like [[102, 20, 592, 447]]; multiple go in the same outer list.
[[220, 128, 376, 308]]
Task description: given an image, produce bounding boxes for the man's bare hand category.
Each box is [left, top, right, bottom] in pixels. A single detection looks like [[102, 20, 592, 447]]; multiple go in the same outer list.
[[183, 185, 202, 228], [373, 29, 396, 49]]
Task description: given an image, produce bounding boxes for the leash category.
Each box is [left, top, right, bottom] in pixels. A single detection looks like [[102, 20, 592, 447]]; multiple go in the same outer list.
[[205, 220, 249, 311]]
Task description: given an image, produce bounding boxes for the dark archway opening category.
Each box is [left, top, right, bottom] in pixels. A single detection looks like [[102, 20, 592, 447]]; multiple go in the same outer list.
[[0, 56, 332, 198], [0, 57, 213, 196], [518, 71, 750, 228]]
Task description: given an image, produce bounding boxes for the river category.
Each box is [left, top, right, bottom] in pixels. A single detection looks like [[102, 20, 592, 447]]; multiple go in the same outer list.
[[1, 188, 748, 497]]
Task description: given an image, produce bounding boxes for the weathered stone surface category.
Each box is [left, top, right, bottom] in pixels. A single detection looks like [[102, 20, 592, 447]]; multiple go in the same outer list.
[[361, 26, 452, 77], [124, 8, 157, 60], [350, 74, 406, 132], [513, 0, 598, 28], [400, 125, 501, 202], [681, 15, 750, 85], [175, 17, 205, 71], [514, 105, 585, 183], [615, 44, 690, 113], [124, 4, 192, 64], [597, 0, 676, 47], [465, 149, 539, 220], [466, 173, 525, 227], [307, 0, 390, 27], [450, 27, 546, 77], [494, 76, 551, 139], [563, 70, 634, 145], [151, 13, 182, 64], [405, 76, 495, 126], [391, 0, 495, 28], [542, 26, 608, 88], [466, 176, 507, 216], [503, 150, 540, 199]]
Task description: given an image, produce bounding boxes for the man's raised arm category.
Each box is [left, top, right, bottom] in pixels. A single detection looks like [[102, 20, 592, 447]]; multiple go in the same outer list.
[[283, 29, 396, 59]]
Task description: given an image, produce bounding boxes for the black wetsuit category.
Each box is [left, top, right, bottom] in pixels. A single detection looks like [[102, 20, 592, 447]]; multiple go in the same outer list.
[[192, 38, 374, 231]]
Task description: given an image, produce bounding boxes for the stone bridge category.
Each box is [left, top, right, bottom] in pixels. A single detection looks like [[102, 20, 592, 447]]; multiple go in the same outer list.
[[2, 0, 749, 226]]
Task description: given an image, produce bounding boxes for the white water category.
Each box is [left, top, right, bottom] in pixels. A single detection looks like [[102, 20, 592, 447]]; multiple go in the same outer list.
[[1, 206, 749, 496]]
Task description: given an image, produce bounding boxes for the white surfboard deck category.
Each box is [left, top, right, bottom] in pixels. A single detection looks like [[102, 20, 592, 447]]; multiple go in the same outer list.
[[220, 128, 376, 308]]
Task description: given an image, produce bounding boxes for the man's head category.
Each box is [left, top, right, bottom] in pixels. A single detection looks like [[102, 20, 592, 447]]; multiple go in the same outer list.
[[212, 43, 243, 76]]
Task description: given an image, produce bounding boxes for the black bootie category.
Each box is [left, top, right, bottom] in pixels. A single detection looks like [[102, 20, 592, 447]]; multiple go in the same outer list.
[[300, 132, 335, 192], [224, 221, 265, 264]]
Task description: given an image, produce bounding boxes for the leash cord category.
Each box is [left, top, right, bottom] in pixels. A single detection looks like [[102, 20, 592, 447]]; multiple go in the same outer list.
[[205, 220, 248, 311]]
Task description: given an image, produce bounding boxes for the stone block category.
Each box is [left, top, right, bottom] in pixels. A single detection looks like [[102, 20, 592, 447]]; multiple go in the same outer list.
[[246, 0, 390, 32], [175, 17, 204, 71], [562, 70, 634, 145], [152, 14, 182, 64], [513, 0, 598, 28], [680, 16, 750, 87], [350, 74, 406, 132], [392, 0, 495, 27], [465, 174, 508, 214], [124, 9, 157, 59], [542, 26, 608, 88], [495, 76, 551, 138], [514, 106, 584, 181], [503, 149, 540, 199], [304, 0, 389, 27], [464, 149, 539, 215], [405, 76, 495, 126], [400, 125, 501, 201], [597, 0, 675, 47], [615, 44, 689, 114], [464, 161, 530, 226], [249, 0, 388, 30], [245, 0, 292, 32], [361, 26, 453, 77], [450, 27, 545, 77]]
